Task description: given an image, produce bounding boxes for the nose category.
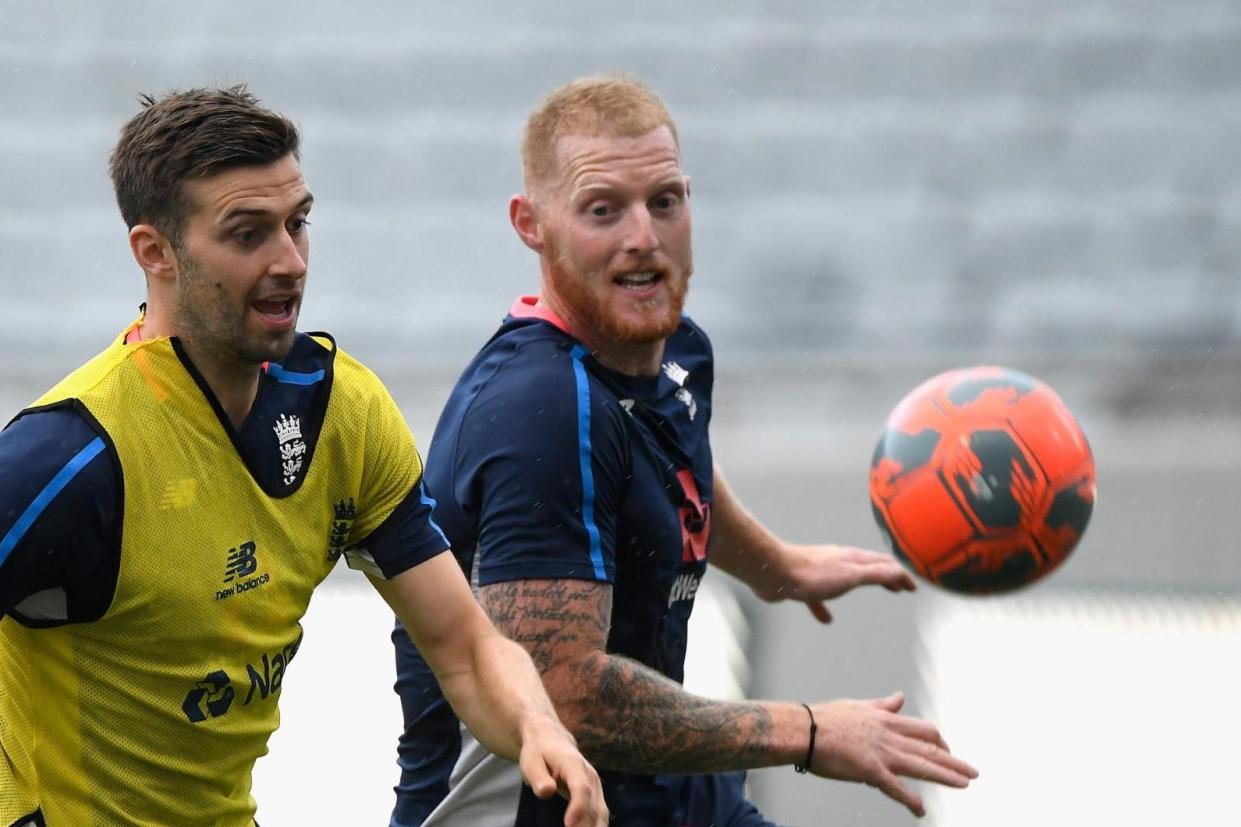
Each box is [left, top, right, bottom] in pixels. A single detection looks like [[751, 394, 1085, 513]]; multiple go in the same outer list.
[[270, 228, 308, 280], [623, 206, 660, 257]]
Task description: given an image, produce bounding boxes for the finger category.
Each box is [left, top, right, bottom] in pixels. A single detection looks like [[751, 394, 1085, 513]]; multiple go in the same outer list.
[[870, 690, 905, 712], [891, 749, 974, 788], [834, 545, 890, 562], [890, 715, 951, 750], [874, 771, 925, 818], [805, 600, 833, 624], [893, 745, 977, 784], [566, 773, 600, 815], [895, 735, 979, 781], [884, 569, 918, 591], [857, 561, 917, 591], [520, 753, 558, 800], [558, 761, 605, 825], [561, 786, 591, 827]]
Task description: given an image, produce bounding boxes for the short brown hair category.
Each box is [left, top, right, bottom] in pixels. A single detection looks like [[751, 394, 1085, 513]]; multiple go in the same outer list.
[[109, 85, 300, 243], [521, 74, 679, 191]]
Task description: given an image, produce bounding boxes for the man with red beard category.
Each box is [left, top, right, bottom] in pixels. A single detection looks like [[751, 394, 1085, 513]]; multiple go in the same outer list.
[[390, 75, 977, 826]]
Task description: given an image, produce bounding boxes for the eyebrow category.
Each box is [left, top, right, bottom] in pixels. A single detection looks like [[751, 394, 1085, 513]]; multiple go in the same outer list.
[[573, 177, 685, 200], [220, 193, 315, 224]]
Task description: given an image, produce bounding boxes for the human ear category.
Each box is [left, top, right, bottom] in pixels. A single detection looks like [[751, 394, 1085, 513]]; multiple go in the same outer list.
[[128, 224, 178, 283], [509, 194, 545, 254]]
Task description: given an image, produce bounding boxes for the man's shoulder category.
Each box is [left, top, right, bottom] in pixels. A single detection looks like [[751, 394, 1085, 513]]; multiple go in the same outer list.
[[462, 318, 584, 399], [30, 333, 134, 409], [3, 403, 107, 460], [440, 320, 629, 451]]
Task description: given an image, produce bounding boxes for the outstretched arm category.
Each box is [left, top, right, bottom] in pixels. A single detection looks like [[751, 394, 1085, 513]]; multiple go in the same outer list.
[[371, 554, 606, 827], [709, 464, 916, 622], [480, 577, 976, 816]]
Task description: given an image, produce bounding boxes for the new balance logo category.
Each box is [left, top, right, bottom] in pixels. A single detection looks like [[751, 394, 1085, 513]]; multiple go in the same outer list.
[[662, 362, 697, 420], [224, 541, 258, 582], [662, 361, 689, 387], [159, 478, 198, 509], [217, 541, 270, 601]]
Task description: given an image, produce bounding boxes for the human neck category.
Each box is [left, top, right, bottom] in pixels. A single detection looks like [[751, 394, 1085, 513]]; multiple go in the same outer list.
[[178, 336, 262, 431], [141, 303, 260, 430]]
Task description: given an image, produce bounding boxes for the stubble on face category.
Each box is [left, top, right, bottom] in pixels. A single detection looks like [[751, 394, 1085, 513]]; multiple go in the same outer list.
[[173, 247, 297, 367]]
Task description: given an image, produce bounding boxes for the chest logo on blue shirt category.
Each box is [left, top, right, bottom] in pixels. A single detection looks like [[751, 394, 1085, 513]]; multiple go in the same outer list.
[[662, 361, 697, 421], [676, 469, 711, 564], [273, 413, 307, 486]]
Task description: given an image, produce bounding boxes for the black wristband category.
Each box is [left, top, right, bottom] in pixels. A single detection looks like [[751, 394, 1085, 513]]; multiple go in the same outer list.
[[793, 702, 817, 774]]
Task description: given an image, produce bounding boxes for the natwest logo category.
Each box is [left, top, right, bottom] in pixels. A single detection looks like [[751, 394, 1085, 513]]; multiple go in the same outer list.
[[181, 631, 303, 723], [182, 670, 235, 722]]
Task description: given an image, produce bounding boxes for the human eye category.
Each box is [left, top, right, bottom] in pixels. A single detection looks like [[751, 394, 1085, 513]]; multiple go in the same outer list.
[[233, 227, 265, 248], [650, 192, 681, 213], [288, 215, 312, 235]]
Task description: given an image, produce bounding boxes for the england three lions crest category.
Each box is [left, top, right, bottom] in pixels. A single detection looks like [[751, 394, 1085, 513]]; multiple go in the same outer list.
[[273, 413, 307, 486]]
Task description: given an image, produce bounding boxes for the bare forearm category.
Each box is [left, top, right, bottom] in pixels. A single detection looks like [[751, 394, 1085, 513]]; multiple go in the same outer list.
[[567, 651, 804, 773], [709, 464, 791, 598], [438, 628, 562, 762], [369, 561, 565, 764], [481, 578, 803, 774]]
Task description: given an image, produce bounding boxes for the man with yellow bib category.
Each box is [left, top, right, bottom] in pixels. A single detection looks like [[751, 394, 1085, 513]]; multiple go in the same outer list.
[[0, 86, 606, 827]]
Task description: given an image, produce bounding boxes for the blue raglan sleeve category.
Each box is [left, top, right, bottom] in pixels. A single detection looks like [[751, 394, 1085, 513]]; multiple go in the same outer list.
[[0, 405, 121, 621], [457, 345, 628, 586]]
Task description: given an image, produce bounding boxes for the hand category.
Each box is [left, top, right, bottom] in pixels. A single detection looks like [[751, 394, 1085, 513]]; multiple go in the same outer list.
[[811, 691, 978, 818], [778, 544, 917, 623], [518, 715, 609, 827]]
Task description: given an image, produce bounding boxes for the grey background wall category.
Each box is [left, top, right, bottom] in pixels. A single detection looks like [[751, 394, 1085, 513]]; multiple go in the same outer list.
[[2, 2, 1238, 824]]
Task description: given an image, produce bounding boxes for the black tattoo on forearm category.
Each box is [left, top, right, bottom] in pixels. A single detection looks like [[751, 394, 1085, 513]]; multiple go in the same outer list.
[[478, 578, 775, 774], [573, 656, 774, 773]]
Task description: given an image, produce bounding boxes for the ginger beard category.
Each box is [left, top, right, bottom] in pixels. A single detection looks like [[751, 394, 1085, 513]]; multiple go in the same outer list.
[[543, 231, 693, 347]]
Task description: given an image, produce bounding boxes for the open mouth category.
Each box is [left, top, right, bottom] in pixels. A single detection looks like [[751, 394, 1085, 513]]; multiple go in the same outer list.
[[613, 271, 664, 291], [251, 296, 296, 323]]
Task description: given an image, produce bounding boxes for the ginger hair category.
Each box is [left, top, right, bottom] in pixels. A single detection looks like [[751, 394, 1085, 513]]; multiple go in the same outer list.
[[521, 74, 679, 191]]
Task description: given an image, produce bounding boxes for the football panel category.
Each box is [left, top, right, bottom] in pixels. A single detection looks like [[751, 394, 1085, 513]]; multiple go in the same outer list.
[[944, 367, 1040, 414], [933, 536, 1049, 595], [884, 469, 977, 570], [871, 500, 929, 579], [870, 427, 941, 475], [1039, 473, 1096, 556], [950, 429, 1044, 530], [1007, 388, 1095, 483]]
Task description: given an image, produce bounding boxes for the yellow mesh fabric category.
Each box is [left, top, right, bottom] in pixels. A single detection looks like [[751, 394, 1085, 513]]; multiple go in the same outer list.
[[0, 333, 422, 825]]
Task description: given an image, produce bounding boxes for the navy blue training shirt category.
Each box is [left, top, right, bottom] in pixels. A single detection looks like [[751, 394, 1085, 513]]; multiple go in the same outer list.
[[391, 297, 731, 826]]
